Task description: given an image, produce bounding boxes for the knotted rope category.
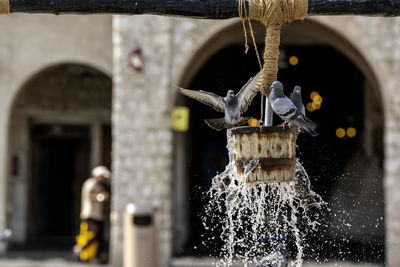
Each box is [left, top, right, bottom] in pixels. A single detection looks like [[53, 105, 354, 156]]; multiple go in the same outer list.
[[0, 0, 9, 14], [239, 0, 308, 94]]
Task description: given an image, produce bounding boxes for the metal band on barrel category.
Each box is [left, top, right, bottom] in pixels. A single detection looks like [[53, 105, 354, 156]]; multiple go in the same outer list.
[[0, 0, 10, 14]]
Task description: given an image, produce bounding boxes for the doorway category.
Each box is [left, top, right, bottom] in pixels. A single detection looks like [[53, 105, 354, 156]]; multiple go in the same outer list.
[[28, 124, 90, 247], [8, 63, 112, 248]]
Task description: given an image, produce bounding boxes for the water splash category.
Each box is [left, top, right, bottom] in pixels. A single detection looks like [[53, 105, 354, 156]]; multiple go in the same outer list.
[[203, 130, 327, 266]]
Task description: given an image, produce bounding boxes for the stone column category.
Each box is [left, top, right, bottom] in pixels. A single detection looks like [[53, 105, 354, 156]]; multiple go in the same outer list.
[[385, 17, 400, 267], [385, 117, 400, 266], [111, 15, 174, 267]]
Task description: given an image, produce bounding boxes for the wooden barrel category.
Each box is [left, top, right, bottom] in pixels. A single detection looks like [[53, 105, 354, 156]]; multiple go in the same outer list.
[[230, 126, 298, 184]]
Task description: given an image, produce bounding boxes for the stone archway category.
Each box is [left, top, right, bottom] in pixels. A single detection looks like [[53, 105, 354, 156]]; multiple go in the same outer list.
[[7, 63, 112, 248], [172, 18, 384, 263]]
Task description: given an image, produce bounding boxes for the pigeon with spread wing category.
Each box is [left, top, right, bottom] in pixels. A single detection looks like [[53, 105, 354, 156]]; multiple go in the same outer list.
[[176, 70, 263, 130]]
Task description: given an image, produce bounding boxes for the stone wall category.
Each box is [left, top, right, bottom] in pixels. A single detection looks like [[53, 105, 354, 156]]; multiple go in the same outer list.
[[14, 64, 111, 112], [111, 15, 174, 267], [112, 14, 400, 266], [385, 18, 400, 266], [0, 13, 112, 251], [0, 9, 399, 267]]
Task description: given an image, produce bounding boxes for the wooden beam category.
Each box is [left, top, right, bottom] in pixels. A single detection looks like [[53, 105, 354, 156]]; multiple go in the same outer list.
[[8, 0, 400, 17], [309, 0, 400, 16]]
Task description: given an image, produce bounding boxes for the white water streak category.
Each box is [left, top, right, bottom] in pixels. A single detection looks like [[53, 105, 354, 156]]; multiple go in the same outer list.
[[205, 130, 326, 267]]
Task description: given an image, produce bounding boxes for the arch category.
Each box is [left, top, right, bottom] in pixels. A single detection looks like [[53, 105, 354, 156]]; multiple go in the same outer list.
[[172, 17, 385, 262], [9, 60, 111, 113], [176, 18, 383, 111], [6, 62, 112, 246]]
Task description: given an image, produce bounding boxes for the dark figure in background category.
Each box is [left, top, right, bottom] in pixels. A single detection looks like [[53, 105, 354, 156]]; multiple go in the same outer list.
[[78, 166, 111, 263]]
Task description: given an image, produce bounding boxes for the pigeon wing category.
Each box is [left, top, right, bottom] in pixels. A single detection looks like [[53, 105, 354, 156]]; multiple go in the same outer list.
[[272, 97, 298, 121], [236, 70, 263, 113], [176, 86, 224, 112]]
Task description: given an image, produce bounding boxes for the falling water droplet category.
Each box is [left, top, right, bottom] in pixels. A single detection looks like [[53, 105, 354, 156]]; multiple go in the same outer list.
[[202, 130, 327, 266]]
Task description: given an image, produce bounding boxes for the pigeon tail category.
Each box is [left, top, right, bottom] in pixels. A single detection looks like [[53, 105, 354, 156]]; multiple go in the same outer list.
[[303, 127, 319, 137], [302, 116, 317, 130], [204, 118, 226, 131]]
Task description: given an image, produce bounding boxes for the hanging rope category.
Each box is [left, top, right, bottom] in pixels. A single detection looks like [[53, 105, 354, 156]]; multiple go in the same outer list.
[[247, 0, 308, 26], [0, 0, 10, 14], [238, 0, 308, 94]]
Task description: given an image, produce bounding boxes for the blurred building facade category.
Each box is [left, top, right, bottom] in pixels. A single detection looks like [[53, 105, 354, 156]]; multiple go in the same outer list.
[[0, 13, 113, 251], [0, 12, 399, 267]]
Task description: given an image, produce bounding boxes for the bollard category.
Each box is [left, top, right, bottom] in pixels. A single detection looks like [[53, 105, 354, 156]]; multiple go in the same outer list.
[[123, 203, 155, 267]]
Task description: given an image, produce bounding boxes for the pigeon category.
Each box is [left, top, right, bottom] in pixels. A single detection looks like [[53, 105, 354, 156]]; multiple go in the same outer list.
[[269, 81, 318, 137], [176, 70, 263, 130], [255, 242, 288, 267], [290, 86, 305, 116], [290, 85, 312, 134]]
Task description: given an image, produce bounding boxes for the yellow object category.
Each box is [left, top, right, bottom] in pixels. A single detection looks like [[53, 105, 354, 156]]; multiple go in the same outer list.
[[248, 117, 259, 127], [336, 128, 346, 138], [306, 102, 315, 112], [172, 106, 190, 132], [347, 127, 356, 138], [0, 0, 10, 14], [311, 102, 321, 110], [75, 221, 98, 261], [312, 95, 323, 105], [289, 56, 299, 66], [310, 91, 319, 100]]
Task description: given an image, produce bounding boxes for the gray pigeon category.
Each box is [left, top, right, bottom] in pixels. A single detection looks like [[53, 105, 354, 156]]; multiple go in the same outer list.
[[255, 242, 288, 267], [269, 81, 318, 137], [290, 86, 305, 116], [290, 85, 315, 134], [176, 70, 263, 130]]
